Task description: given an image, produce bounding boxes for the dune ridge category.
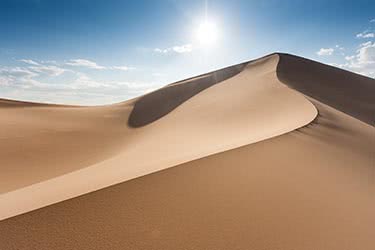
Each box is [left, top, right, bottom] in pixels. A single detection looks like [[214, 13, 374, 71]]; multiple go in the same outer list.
[[128, 62, 246, 127], [277, 53, 374, 125], [0, 52, 374, 250], [0, 54, 320, 220]]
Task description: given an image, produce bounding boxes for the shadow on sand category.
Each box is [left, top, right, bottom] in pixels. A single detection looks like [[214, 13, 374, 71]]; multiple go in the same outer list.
[[128, 63, 246, 127]]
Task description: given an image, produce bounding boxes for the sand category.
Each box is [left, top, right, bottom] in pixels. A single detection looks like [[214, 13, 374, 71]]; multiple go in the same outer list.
[[0, 53, 373, 250]]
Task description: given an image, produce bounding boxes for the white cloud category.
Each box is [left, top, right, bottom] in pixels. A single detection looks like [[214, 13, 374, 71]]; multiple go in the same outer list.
[[72, 72, 107, 88], [317, 48, 334, 56], [335, 45, 344, 50], [66, 59, 106, 69], [325, 19, 375, 78], [154, 48, 169, 54], [41, 60, 58, 65], [0, 57, 156, 104], [154, 44, 193, 54], [0, 65, 159, 103], [19, 59, 40, 65], [0, 76, 11, 86], [0, 66, 41, 89], [29, 65, 67, 76], [357, 41, 375, 64], [336, 42, 375, 78], [356, 32, 375, 38], [345, 55, 355, 61], [0, 67, 38, 79], [109, 66, 135, 71], [65, 59, 134, 71], [1, 60, 67, 89], [172, 44, 193, 53]]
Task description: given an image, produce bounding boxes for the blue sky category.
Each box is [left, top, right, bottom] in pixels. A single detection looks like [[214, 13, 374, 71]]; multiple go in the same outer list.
[[1, 0, 374, 104]]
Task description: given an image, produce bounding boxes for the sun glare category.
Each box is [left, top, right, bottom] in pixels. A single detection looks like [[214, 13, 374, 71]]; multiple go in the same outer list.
[[195, 20, 219, 45]]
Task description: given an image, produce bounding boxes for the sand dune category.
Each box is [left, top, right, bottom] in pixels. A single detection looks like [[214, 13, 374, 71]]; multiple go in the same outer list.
[[278, 54, 374, 125], [0, 53, 374, 250], [0, 54, 317, 219], [129, 62, 246, 127]]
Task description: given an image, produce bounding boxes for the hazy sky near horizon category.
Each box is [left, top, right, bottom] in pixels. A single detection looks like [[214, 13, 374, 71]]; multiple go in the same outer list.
[[1, 0, 374, 104]]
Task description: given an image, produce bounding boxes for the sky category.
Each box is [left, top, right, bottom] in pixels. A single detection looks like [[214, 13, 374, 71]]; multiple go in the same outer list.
[[0, 0, 374, 105]]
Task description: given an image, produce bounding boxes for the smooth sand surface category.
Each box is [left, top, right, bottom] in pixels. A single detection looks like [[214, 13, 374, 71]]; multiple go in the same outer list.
[[0, 55, 317, 219], [0, 100, 134, 193], [0, 53, 374, 249]]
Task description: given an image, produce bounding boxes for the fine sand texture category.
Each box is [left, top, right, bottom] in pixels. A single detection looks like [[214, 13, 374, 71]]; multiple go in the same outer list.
[[0, 53, 374, 250], [0, 55, 317, 219]]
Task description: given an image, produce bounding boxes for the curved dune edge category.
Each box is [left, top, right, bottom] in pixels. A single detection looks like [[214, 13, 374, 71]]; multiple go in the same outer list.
[[0, 54, 318, 220], [276, 53, 374, 125], [128, 63, 246, 127]]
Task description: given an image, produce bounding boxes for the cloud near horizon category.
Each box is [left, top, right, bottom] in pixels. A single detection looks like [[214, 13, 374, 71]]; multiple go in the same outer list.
[[330, 41, 375, 78], [29, 65, 67, 76], [319, 19, 374, 78], [0, 58, 158, 105], [65, 59, 134, 71], [356, 31, 375, 38], [154, 44, 193, 54], [317, 48, 334, 56], [65, 59, 106, 69], [19, 59, 40, 66]]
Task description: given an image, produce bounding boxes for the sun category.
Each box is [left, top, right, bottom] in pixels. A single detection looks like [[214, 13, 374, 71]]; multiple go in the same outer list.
[[195, 19, 219, 45]]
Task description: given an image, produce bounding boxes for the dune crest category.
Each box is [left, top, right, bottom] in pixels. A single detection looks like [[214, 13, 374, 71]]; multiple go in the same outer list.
[[277, 53, 374, 125], [128, 62, 246, 127], [0, 54, 319, 220]]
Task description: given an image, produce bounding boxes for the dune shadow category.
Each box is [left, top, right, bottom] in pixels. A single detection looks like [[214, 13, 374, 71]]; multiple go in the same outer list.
[[128, 63, 246, 127], [277, 53, 375, 125]]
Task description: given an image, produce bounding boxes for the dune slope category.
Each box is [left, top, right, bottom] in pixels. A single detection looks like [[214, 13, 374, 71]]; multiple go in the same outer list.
[[0, 54, 317, 219], [0, 53, 374, 250], [277, 53, 374, 125]]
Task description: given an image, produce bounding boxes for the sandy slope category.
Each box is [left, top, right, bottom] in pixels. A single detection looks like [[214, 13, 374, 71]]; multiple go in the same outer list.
[[0, 54, 317, 219], [0, 53, 374, 249], [0, 103, 131, 193]]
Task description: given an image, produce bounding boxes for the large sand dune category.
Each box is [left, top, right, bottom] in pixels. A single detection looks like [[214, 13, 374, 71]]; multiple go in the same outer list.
[[0, 53, 374, 250]]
